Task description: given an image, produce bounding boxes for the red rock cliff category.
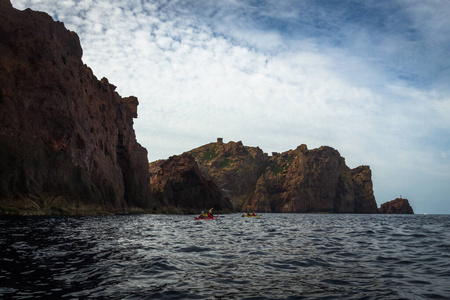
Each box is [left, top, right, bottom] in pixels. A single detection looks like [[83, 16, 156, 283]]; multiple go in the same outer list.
[[0, 1, 156, 215], [379, 198, 414, 214], [149, 153, 234, 213], [188, 141, 268, 211], [243, 145, 358, 213], [351, 165, 379, 213], [187, 140, 378, 213]]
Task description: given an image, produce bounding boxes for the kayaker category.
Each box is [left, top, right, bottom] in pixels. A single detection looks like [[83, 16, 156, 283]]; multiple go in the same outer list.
[[247, 212, 251, 216], [199, 211, 206, 218], [252, 212, 256, 216], [207, 208, 213, 218]]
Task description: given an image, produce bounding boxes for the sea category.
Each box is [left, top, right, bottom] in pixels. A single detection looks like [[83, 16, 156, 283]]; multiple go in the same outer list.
[[1, 213, 449, 299]]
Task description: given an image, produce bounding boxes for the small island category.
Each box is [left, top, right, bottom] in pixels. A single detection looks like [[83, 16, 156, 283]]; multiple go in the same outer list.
[[379, 198, 414, 214]]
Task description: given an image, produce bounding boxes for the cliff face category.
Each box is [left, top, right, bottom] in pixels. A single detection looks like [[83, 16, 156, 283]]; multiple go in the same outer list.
[[351, 166, 379, 213], [188, 140, 268, 211], [243, 145, 378, 213], [188, 141, 378, 213], [380, 198, 414, 214], [0, 1, 156, 215], [149, 153, 234, 213]]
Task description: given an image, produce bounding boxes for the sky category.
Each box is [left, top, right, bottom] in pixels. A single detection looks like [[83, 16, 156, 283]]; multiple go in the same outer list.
[[11, 0, 450, 214]]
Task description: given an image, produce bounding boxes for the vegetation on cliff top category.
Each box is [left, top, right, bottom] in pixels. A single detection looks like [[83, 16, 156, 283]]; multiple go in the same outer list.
[[188, 140, 268, 211]]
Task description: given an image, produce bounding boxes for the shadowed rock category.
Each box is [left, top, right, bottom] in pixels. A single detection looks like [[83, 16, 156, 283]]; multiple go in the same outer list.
[[0, 1, 157, 215], [187, 140, 378, 213], [149, 153, 234, 213], [352, 166, 379, 213], [188, 140, 268, 211], [380, 198, 414, 214]]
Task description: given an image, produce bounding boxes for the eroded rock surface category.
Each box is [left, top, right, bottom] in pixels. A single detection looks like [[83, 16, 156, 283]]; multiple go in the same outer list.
[[380, 198, 414, 214], [187, 140, 378, 213], [149, 153, 234, 213], [188, 140, 267, 211], [0, 1, 156, 215]]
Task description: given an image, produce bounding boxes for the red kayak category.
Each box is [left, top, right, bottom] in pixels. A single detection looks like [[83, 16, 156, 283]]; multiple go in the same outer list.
[[195, 216, 219, 220]]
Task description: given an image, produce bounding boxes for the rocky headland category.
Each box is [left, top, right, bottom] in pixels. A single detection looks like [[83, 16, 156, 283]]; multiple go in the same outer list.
[[188, 139, 268, 211], [0, 0, 156, 215], [379, 198, 414, 214], [187, 139, 380, 213]]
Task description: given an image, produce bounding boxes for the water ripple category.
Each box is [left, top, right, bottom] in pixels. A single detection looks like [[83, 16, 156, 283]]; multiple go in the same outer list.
[[1, 214, 449, 299]]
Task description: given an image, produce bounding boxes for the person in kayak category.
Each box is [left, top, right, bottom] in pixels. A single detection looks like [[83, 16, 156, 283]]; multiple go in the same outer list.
[[247, 212, 251, 216], [199, 211, 207, 218], [252, 212, 256, 216], [207, 208, 213, 218]]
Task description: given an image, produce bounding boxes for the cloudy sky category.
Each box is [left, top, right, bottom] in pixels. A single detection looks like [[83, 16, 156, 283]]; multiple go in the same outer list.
[[12, 0, 450, 214]]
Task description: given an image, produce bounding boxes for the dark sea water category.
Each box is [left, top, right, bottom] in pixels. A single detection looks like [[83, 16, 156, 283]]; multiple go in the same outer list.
[[1, 214, 449, 299]]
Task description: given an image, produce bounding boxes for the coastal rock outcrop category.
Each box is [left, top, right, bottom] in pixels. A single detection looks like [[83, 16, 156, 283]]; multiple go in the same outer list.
[[149, 153, 234, 213], [380, 198, 414, 214], [242, 145, 378, 213], [188, 139, 268, 211], [351, 166, 379, 213], [188, 140, 378, 213], [0, 1, 157, 215]]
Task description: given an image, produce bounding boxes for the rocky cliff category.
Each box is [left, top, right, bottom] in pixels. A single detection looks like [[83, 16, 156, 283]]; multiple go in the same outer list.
[[188, 140, 379, 213], [188, 140, 268, 211], [351, 165, 378, 213], [149, 153, 234, 213], [379, 198, 414, 214], [0, 1, 157, 215]]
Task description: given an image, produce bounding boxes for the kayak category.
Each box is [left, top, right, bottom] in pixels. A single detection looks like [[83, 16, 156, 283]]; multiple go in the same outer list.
[[195, 216, 219, 220], [242, 214, 261, 218]]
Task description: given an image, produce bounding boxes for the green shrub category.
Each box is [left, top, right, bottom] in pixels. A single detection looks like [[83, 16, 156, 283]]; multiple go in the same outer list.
[[202, 148, 218, 160], [218, 158, 232, 169]]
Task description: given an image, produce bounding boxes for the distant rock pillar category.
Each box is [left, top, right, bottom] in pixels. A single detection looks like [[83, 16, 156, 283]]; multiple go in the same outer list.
[[217, 138, 223, 145]]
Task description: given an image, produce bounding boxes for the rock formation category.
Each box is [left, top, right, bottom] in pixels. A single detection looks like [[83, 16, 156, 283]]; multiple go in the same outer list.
[[351, 166, 379, 213], [379, 198, 414, 214], [188, 140, 268, 211], [188, 140, 379, 213], [0, 1, 157, 215], [149, 153, 234, 213]]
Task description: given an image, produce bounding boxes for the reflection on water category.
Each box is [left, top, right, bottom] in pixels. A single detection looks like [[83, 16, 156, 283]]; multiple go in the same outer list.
[[1, 214, 449, 299]]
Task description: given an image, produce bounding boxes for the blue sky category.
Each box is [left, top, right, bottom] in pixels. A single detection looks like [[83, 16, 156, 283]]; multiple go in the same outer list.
[[11, 0, 450, 214]]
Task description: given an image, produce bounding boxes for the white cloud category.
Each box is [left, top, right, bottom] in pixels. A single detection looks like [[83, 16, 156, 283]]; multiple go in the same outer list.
[[9, 0, 450, 213]]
